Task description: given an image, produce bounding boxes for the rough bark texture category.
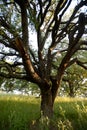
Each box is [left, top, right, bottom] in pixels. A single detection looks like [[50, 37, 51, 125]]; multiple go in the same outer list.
[[40, 77, 62, 118], [41, 90, 53, 118]]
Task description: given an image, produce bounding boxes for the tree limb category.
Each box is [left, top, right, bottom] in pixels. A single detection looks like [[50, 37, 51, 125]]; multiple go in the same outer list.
[[76, 60, 87, 70]]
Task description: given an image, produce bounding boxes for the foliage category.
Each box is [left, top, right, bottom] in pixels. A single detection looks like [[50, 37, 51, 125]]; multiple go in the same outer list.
[[0, 78, 40, 95], [60, 64, 87, 97]]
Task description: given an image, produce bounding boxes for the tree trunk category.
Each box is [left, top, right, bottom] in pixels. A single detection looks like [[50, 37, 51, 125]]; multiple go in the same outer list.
[[40, 78, 61, 118], [68, 81, 75, 97], [41, 89, 54, 118]]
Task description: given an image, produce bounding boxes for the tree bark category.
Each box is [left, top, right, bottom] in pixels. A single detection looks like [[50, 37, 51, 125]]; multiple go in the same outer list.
[[41, 89, 53, 118], [21, 4, 29, 51], [51, 78, 60, 104], [68, 81, 75, 97], [40, 77, 61, 118]]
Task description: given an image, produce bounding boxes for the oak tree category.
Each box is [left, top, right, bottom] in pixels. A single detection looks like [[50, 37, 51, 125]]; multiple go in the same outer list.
[[0, 0, 87, 118]]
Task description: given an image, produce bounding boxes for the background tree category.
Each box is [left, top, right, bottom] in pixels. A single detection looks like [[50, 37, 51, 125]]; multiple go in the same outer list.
[[61, 64, 87, 97], [0, 77, 40, 95], [0, 0, 87, 118]]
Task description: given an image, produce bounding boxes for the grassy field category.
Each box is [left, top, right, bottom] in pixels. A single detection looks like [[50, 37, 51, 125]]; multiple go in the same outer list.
[[0, 94, 87, 130]]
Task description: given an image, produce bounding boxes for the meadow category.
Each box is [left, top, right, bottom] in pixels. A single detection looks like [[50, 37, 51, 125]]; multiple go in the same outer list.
[[0, 94, 87, 130]]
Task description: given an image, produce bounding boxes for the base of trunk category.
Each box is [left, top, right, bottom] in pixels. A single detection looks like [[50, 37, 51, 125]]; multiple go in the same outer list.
[[29, 118, 58, 130]]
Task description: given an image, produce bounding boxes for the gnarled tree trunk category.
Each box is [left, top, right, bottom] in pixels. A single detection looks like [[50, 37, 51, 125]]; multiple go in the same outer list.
[[39, 77, 61, 118]]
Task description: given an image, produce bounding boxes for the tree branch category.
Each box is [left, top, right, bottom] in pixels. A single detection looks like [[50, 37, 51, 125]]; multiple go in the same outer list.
[[76, 60, 87, 70]]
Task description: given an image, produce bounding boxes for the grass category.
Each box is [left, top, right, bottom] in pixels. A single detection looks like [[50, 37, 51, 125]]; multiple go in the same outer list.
[[0, 95, 40, 130], [54, 97, 87, 130], [0, 94, 87, 130]]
